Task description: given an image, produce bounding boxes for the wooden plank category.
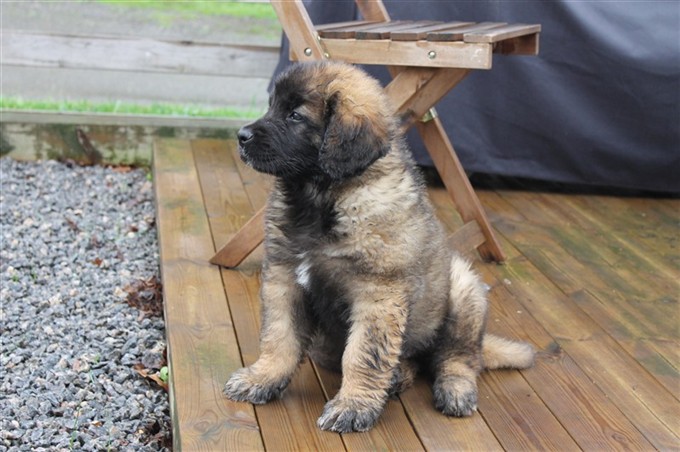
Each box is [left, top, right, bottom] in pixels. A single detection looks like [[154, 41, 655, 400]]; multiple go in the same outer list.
[[447, 220, 486, 257], [464, 23, 541, 43], [153, 138, 263, 451], [397, 69, 470, 126], [496, 264, 680, 450], [499, 218, 677, 344], [315, 20, 380, 32], [399, 380, 503, 450], [498, 191, 677, 306], [461, 195, 672, 449], [477, 370, 579, 451], [563, 194, 680, 273], [477, 262, 659, 450], [355, 21, 440, 40], [318, 21, 400, 39], [482, 190, 676, 339], [382, 66, 440, 118], [192, 139, 347, 450], [383, 67, 470, 126], [497, 192, 678, 339], [560, 336, 680, 447], [523, 244, 675, 342], [485, 192, 680, 410], [427, 22, 507, 41], [1, 31, 279, 78], [315, 38, 493, 69], [624, 338, 680, 396], [391, 22, 474, 41], [355, 0, 390, 22], [210, 210, 265, 268], [482, 242, 678, 449], [3, 65, 270, 110], [0, 109, 247, 130]]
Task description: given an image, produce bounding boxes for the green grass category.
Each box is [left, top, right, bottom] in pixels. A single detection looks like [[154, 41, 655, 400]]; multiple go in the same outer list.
[[94, 0, 278, 20], [0, 97, 264, 119]]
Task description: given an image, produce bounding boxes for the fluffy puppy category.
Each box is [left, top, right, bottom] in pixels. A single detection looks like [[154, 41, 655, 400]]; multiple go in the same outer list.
[[224, 61, 534, 433]]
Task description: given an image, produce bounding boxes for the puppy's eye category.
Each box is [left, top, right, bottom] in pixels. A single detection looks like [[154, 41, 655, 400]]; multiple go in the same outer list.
[[288, 111, 304, 122]]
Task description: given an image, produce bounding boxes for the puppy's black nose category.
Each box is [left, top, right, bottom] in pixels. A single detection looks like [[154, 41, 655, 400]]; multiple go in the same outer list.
[[238, 126, 254, 145]]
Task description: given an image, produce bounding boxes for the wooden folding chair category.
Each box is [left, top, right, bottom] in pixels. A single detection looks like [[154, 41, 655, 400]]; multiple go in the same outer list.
[[211, 0, 540, 267]]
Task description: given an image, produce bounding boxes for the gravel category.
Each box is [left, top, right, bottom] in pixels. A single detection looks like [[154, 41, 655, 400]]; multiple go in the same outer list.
[[0, 158, 170, 450]]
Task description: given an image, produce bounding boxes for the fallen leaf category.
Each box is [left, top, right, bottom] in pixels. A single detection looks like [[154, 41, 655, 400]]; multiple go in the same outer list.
[[123, 276, 164, 317], [133, 363, 168, 391]]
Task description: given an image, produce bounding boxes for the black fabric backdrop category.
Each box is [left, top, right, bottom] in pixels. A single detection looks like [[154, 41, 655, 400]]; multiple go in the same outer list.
[[270, 1, 680, 194]]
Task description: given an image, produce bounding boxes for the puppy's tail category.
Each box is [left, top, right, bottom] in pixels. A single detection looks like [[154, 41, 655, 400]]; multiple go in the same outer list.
[[482, 334, 535, 370]]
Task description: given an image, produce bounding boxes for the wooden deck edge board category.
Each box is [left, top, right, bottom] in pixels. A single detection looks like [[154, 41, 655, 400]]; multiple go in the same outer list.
[[153, 138, 264, 451]]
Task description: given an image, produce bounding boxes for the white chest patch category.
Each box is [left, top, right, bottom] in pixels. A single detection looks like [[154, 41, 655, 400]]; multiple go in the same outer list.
[[295, 258, 312, 290]]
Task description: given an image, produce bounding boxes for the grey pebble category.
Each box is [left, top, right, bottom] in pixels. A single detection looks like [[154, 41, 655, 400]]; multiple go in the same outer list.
[[1, 158, 170, 450]]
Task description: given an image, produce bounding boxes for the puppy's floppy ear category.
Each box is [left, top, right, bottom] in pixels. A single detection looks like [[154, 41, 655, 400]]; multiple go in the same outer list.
[[319, 92, 391, 180]]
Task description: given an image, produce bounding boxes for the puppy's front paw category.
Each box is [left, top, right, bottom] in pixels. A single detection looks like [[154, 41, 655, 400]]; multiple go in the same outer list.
[[433, 376, 478, 417], [317, 397, 383, 432], [224, 367, 289, 405]]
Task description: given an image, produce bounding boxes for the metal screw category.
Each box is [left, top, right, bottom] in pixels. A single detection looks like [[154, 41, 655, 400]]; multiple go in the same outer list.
[[428, 50, 437, 60], [304, 48, 313, 57], [323, 52, 330, 59]]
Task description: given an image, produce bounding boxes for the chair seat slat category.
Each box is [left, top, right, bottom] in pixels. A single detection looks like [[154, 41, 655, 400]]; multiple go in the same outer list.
[[316, 20, 380, 32], [427, 22, 507, 41], [355, 20, 441, 39], [318, 21, 401, 39], [317, 19, 540, 45], [463, 23, 542, 43], [391, 21, 475, 41]]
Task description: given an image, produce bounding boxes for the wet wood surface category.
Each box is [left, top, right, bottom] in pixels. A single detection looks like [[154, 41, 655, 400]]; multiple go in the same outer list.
[[154, 138, 680, 451]]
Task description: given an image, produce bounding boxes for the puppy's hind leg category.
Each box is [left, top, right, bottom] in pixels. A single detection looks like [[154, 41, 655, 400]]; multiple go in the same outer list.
[[431, 255, 488, 417], [224, 263, 310, 404]]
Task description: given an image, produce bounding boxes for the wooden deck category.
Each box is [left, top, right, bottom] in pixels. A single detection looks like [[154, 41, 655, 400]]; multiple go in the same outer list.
[[153, 137, 679, 451]]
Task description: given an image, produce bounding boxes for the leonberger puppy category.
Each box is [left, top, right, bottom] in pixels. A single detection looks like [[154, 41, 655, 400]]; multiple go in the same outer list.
[[224, 61, 534, 433]]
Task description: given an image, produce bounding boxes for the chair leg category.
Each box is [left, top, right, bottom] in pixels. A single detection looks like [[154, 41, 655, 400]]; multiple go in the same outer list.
[[416, 117, 505, 262], [210, 206, 265, 268]]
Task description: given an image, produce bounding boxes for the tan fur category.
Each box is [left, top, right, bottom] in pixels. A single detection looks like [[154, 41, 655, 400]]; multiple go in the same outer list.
[[224, 61, 535, 432], [483, 334, 536, 370]]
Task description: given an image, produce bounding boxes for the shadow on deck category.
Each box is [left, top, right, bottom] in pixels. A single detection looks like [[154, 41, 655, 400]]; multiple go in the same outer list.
[[153, 137, 679, 451]]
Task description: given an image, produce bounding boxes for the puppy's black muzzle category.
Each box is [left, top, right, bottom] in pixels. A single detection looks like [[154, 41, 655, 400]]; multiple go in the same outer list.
[[237, 125, 254, 147], [237, 124, 255, 164]]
